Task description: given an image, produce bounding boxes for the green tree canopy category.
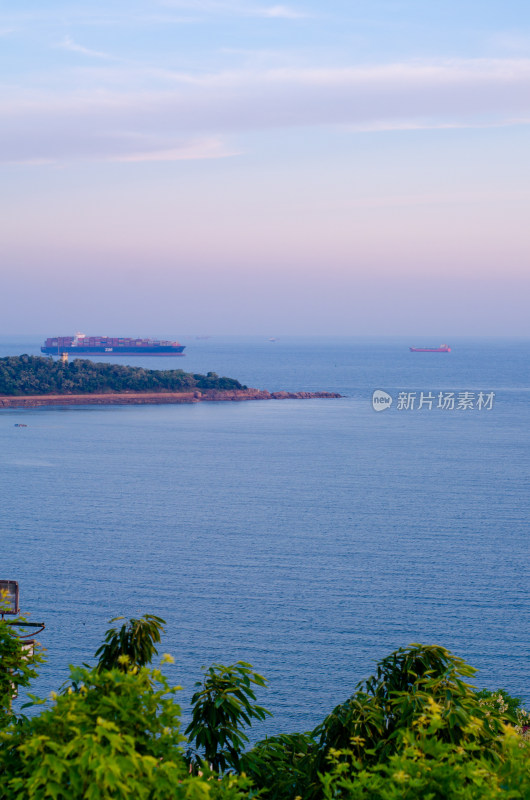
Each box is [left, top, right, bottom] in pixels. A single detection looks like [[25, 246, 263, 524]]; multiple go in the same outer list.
[[185, 661, 270, 773], [95, 615, 166, 673], [0, 355, 246, 396], [1, 616, 528, 800]]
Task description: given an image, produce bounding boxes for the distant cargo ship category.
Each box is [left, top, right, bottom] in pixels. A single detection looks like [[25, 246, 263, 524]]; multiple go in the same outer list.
[[409, 344, 451, 353], [41, 333, 185, 356]]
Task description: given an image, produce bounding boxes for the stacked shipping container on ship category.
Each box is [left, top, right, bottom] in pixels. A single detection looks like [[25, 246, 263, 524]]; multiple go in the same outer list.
[[41, 333, 185, 356]]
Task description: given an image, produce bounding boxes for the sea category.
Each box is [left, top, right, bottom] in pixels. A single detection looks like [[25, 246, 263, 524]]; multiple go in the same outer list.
[[1, 335, 529, 734]]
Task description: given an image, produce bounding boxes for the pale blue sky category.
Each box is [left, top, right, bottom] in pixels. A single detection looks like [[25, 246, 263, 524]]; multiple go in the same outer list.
[[1, 1, 529, 335]]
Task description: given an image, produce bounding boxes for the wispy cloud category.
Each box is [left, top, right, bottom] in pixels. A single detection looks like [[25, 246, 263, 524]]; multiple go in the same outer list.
[[346, 117, 530, 134], [254, 5, 306, 19], [2, 58, 530, 165], [487, 31, 530, 54], [160, 0, 307, 18], [56, 35, 112, 60], [112, 136, 240, 163]]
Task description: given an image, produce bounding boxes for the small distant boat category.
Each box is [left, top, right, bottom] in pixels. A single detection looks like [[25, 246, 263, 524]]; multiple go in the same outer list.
[[14, 423, 28, 427], [409, 344, 451, 353], [268, 338, 278, 342]]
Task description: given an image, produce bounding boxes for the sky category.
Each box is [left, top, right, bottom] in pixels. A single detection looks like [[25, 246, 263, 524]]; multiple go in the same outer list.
[[1, 0, 529, 336]]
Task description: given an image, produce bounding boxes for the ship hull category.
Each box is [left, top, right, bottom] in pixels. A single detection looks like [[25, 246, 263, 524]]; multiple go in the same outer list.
[[41, 346, 185, 356], [409, 347, 450, 353]]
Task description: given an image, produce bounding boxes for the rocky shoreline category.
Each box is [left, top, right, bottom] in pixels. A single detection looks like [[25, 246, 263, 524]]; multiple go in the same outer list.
[[0, 388, 342, 409]]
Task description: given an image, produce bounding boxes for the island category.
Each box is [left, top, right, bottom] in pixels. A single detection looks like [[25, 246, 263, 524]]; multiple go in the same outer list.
[[0, 355, 341, 409]]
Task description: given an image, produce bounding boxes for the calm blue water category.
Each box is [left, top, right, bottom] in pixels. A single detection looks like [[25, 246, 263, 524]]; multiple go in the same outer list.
[[1, 336, 529, 734]]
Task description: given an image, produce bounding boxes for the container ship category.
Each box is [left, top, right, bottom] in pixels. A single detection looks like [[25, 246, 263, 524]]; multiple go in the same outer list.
[[41, 333, 185, 356], [409, 344, 451, 353]]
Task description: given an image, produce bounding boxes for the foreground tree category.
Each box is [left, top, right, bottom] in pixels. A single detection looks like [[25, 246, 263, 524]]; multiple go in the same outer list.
[[313, 643, 511, 763], [0, 659, 253, 800], [1, 612, 528, 800], [0, 592, 45, 729], [320, 708, 530, 800], [0, 662, 183, 799], [0, 615, 255, 799], [243, 643, 526, 800], [185, 661, 270, 773], [94, 615, 166, 672]]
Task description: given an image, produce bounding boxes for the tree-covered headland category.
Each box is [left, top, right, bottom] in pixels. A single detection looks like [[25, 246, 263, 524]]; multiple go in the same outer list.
[[0, 355, 246, 395], [1, 604, 529, 799]]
